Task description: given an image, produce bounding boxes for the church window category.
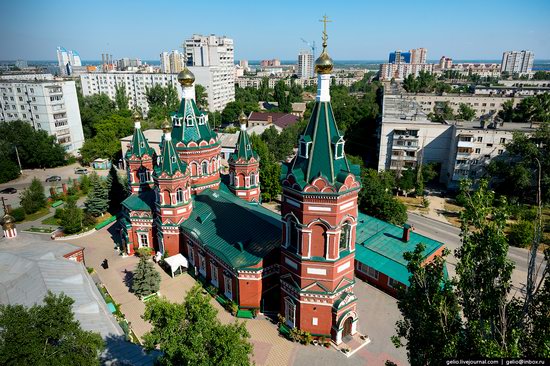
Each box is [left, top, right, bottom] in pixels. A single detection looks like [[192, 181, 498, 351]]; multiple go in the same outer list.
[[388, 278, 401, 289], [176, 188, 184, 203], [201, 161, 208, 175], [339, 222, 351, 251], [139, 234, 149, 248], [224, 274, 233, 300], [334, 140, 345, 159], [210, 263, 218, 287], [140, 142, 145, 148], [173, 116, 181, 127], [299, 140, 311, 158], [288, 219, 300, 253], [186, 116, 193, 126], [250, 173, 256, 186], [230, 171, 235, 186], [139, 170, 151, 183], [284, 297, 296, 328], [171, 156, 176, 164], [198, 116, 205, 125], [198, 254, 206, 277]]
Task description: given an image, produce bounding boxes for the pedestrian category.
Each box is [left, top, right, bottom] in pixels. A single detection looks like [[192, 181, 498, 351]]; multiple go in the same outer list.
[[103, 259, 109, 269]]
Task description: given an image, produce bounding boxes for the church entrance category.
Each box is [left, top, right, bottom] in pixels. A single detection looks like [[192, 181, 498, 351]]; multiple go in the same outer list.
[[343, 317, 353, 339]]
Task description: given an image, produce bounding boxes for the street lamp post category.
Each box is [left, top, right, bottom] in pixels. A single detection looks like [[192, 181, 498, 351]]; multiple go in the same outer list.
[[14, 145, 22, 174]]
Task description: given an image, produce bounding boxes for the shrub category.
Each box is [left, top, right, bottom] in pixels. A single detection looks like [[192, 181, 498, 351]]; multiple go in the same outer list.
[[136, 247, 153, 258], [82, 212, 96, 227], [54, 208, 64, 219], [206, 285, 218, 296], [251, 308, 258, 318], [10, 207, 26, 222], [20, 178, 47, 214], [508, 220, 533, 248], [224, 300, 238, 315], [421, 197, 430, 208]]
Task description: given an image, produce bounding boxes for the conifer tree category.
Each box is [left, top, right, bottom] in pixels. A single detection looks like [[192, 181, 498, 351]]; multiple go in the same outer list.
[[61, 198, 83, 234], [85, 174, 109, 217], [19, 178, 46, 214], [131, 256, 161, 299], [106, 166, 126, 214]]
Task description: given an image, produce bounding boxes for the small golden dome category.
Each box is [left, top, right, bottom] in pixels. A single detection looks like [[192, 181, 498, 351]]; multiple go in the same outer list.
[[1, 213, 15, 230], [315, 50, 333, 74], [239, 111, 248, 125], [178, 67, 195, 87], [161, 118, 172, 133], [132, 110, 141, 121]]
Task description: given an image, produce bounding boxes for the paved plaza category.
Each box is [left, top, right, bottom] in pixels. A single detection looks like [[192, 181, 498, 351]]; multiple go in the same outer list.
[[64, 224, 408, 366]]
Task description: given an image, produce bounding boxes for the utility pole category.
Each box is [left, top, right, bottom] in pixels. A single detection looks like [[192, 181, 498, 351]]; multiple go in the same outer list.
[[14, 145, 22, 174]]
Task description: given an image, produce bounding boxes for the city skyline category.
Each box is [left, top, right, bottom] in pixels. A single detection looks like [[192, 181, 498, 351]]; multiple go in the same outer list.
[[1, 0, 549, 61]]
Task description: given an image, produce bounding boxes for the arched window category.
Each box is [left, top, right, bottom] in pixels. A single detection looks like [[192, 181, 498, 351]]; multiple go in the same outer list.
[[339, 222, 351, 251], [176, 188, 184, 203], [201, 161, 208, 175], [288, 219, 300, 253], [230, 171, 235, 186], [186, 115, 193, 127], [173, 116, 181, 127], [250, 173, 256, 186]]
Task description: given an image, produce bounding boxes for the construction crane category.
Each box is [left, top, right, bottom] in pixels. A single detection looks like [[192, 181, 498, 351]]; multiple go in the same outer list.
[[300, 38, 316, 59]]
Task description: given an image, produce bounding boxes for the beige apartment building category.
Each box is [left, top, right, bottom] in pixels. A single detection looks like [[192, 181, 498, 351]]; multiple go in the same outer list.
[[408, 94, 523, 117]]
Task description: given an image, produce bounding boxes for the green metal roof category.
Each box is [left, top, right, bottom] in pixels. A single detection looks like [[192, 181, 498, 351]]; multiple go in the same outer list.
[[126, 125, 154, 159], [171, 98, 217, 145], [154, 137, 187, 177], [230, 128, 258, 162], [180, 189, 281, 269], [121, 194, 152, 212], [283, 101, 359, 189], [354, 213, 444, 286]]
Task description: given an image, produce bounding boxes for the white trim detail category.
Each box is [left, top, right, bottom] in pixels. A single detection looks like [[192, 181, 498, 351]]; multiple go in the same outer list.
[[308, 206, 331, 212], [340, 201, 354, 210], [337, 261, 351, 273], [306, 267, 327, 275]]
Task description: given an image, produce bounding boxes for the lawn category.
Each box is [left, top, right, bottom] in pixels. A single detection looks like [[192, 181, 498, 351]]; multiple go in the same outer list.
[[24, 226, 57, 234], [20, 207, 51, 222], [41, 216, 60, 226]]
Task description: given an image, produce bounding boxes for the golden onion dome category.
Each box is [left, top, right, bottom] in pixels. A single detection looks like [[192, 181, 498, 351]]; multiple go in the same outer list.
[[178, 67, 195, 87], [132, 110, 141, 122], [315, 50, 333, 74], [161, 118, 172, 133], [239, 111, 248, 125], [1, 213, 15, 230]]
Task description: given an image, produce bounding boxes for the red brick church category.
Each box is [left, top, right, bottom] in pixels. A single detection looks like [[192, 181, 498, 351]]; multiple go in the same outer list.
[[117, 27, 444, 344]]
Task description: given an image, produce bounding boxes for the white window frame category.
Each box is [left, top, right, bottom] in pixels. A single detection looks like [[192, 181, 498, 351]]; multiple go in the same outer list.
[[284, 297, 296, 328], [224, 274, 233, 300], [250, 173, 256, 186], [335, 141, 345, 159], [186, 115, 193, 127], [210, 263, 218, 287], [312, 317, 318, 326], [138, 233, 149, 248], [201, 161, 208, 175], [339, 222, 351, 252], [198, 253, 206, 277], [299, 140, 311, 158], [187, 245, 194, 266], [176, 188, 184, 203]]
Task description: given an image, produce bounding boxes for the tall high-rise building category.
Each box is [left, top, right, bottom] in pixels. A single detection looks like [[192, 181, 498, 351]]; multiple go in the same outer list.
[[168, 50, 184, 73], [297, 51, 314, 78], [501, 50, 534, 75], [184, 34, 235, 111], [389, 50, 411, 64], [56, 47, 81, 76], [410, 48, 427, 64], [160, 52, 170, 73]]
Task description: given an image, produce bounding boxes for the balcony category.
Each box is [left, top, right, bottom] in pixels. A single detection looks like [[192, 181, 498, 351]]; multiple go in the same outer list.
[[457, 140, 474, 148]]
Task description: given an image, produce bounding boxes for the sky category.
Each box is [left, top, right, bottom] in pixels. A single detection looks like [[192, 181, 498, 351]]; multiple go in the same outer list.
[[1, 0, 549, 61]]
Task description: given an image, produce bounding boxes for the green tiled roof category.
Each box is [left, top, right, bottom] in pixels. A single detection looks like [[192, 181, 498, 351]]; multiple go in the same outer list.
[[121, 194, 152, 211], [154, 136, 187, 177], [171, 98, 217, 145], [283, 102, 359, 189], [126, 125, 154, 159], [180, 189, 281, 269], [230, 128, 258, 162], [354, 213, 444, 286]]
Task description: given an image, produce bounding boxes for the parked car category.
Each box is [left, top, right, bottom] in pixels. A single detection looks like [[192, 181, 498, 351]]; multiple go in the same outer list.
[[75, 168, 89, 175], [0, 187, 17, 194], [45, 176, 62, 182]]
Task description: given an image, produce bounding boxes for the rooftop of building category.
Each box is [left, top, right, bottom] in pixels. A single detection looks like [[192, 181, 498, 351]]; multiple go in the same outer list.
[[0, 233, 123, 338], [180, 189, 281, 270], [382, 94, 430, 122], [354, 213, 445, 286], [450, 120, 539, 132], [248, 111, 299, 129]]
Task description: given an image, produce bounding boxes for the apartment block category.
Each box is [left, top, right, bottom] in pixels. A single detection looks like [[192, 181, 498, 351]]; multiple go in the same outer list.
[[0, 76, 85, 154], [501, 50, 534, 75], [408, 94, 522, 118], [379, 63, 434, 81]]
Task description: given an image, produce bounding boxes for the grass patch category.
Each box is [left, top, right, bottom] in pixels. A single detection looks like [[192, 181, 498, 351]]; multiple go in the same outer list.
[[20, 207, 51, 222], [25, 226, 56, 233], [41, 216, 60, 226]]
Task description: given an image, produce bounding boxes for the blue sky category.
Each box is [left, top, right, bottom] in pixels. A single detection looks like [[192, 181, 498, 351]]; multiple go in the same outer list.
[[1, 0, 549, 61]]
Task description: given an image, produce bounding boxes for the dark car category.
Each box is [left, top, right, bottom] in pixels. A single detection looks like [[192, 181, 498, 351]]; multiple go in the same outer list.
[[45, 176, 62, 182], [0, 187, 17, 194]]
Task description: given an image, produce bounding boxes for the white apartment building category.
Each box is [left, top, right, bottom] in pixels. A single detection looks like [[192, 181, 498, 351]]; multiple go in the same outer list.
[[298, 51, 314, 79], [501, 50, 534, 75], [80, 73, 182, 114], [56, 47, 81, 76], [379, 63, 434, 81], [0, 77, 85, 154], [408, 94, 521, 118], [377, 94, 537, 188], [184, 34, 235, 111], [160, 52, 170, 73]]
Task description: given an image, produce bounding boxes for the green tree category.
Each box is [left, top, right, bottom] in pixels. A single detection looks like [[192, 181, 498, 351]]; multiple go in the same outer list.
[[429, 101, 455, 122], [106, 166, 126, 214], [0, 291, 104, 366], [20, 178, 46, 214], [358, 168, 407, 225], [258, 77, 271, 101], [78, 93, 116, 139], [396, 169, 415, 194], [115, 82, 130, 111], [392, 245, 462, 365], [142, 284, 252, 366], [499, 99, 515, 122], [145, 85, 180, 122], [508, 220, 534, 248], [250, 134, 281, 202], [532, 71, 550, 80], [0, 159, 20, 184], [61, 198, 83, 234], [457, 103, 476, 121], [274, 80, 291, 113], [131, 256, 161, 298], [195, 84, 208, 110], [85, 174, 109, 217], [79, 174, 91, 195]]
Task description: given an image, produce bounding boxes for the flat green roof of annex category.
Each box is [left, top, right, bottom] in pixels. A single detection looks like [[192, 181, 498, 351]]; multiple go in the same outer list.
[[121, 194, 152, 212], [354, 213, 444, 286], [180, 189, 281, 270]]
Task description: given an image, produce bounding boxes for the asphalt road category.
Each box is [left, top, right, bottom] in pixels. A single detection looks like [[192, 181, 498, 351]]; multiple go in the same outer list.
[[408, 212, 547, 294]]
